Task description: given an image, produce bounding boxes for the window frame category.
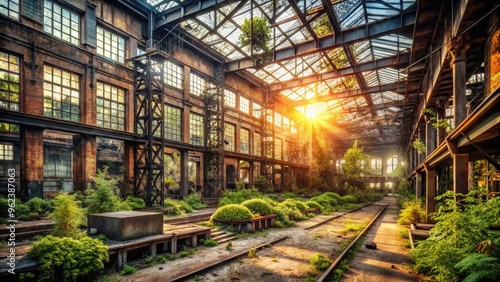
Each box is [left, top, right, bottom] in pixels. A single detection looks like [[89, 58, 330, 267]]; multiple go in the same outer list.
[[96, 82, 125, 131], [0, 51, 20, 112], [43, 65, 80, 122], [96, 25, 126, 63], [43, 0, 80, 45]]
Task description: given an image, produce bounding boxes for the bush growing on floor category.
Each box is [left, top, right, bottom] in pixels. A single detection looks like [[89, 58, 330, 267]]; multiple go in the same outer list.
[[49, 193, 85, 238], [309, 253, 332, 271], [310, 194, 338, 207], [322, 192, 343, 203], [210, 204, 254, 221], [409, 191, 500, 281], [163, 199, 194, 216], [184, 193, 206, 209], [86, 167, 129, 214], [218, 189, 263, 206], [29, 235, 109, 281], [281, 198, 309, 211], [305, 200, 323, 210], [123, 196, 146, 210], [341, 195, 358, 204], [241, 199, 273, 216], [397, 199, 425, 225], [26, 197, 54, 215]]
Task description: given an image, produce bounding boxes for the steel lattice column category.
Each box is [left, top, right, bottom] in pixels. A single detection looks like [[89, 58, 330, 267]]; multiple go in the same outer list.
[[133, 51, 165, 207], [262, 97, 274, 184], [204, 86, 224, 197]]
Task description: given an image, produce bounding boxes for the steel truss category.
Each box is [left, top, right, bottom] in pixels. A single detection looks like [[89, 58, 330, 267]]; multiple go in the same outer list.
[[262, 96, 274, 184], [133, 50, 165, 207], [203, 85, 224, 198]]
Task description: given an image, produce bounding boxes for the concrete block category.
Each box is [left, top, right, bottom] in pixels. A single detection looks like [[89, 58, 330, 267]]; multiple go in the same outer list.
[[88, 211, 163, 241]]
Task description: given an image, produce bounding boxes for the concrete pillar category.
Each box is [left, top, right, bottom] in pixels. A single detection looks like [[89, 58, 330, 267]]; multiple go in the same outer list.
[[425, 169, 437, 222], [415, 173, 423, 199], [73, 135, 96, 191], [453, 154, 469, 194], [448, 34, 471, 127], [180, 149, 189, 197], [20, 127, 44, 200], [425, 117, 436, 155]]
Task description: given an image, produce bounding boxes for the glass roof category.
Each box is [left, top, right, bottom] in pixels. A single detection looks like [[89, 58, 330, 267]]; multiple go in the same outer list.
[[147, 0, 417, 148]]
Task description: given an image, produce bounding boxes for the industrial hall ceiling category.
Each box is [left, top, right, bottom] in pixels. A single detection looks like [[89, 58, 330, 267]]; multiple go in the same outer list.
[[129, 0, 487, 155]]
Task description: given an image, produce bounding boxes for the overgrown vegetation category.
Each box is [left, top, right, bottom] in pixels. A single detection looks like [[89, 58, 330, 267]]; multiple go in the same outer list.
[[210, 204, 254, 221], [397, 199, 426, 225], [29, 235, 109, 281], [409, 191, 500, 281], [309, 252, 332, 271], [241, 199, 273, 216], [239, 17, 272, 64], [49, 193, 85, 238]]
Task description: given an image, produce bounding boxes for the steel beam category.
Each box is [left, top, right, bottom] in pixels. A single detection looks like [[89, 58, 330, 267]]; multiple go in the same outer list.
[[271, 53, 409, 93], [226, 9, 416, 72], [292, 83, 406, 106], [0, 110, 136, 141], [154, 0, 242, 29]]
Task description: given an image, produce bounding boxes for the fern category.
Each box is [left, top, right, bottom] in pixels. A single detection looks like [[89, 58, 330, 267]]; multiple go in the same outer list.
[[455, 253, 500, 282]]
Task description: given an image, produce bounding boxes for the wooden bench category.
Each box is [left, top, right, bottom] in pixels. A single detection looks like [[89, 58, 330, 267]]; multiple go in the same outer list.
[[408, 223, 432, 248], [213, 215, 277, 233]]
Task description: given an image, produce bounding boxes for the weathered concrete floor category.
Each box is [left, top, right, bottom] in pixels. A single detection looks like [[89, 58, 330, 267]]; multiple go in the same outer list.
[[341, 197, 422, 282]]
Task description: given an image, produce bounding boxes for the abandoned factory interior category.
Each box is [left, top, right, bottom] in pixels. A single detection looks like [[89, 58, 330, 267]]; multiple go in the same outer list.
[[0, 0, 499, 281]]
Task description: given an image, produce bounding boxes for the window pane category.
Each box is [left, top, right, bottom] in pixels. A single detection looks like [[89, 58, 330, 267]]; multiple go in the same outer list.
[[43, 0, 79, 45], [96, 26, 126, 63]]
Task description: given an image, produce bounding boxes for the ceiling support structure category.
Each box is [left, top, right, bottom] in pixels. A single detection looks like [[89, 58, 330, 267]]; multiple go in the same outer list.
[[133, 51, 165, 207]]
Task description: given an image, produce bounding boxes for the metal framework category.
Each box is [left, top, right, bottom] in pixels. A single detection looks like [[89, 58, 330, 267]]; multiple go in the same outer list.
[[133, 51, 165, 207], [144, 0, 420, 151], [262, 95, 274, 183], [204, 85, 225, 197]]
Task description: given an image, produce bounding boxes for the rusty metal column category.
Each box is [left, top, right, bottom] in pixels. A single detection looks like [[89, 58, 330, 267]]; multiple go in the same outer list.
[[425, 114, 436, 155], [179, 149, 189, 197], [425, 166, 436, 222], [448, 35, 471, 127], [453, 154, 469, 194], [415, 173, 423, 199]]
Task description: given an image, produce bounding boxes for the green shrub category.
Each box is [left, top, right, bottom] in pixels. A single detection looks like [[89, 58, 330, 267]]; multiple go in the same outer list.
[[86, 168, 124, 214], [309, 253, 332, 271], [177, 200, 193, 213], [210, 204, 254, 221], [26, 197, 54, 214], [248, 247, 257, 258], [341, 195, 358, 204], [282, 192, 298, 199], [409, 192, 500, 281], [322, 192, 343, 203], [218, 189, 263, 206], [271, 206, 294, 227], [310, 195, 337, 207], [163, 199, 183, 216], [201, 238, 218, 247], [305, 200, 323, 210], [278, 202, 307, 220], [124, 196, 146, 210], [120, 264, 138, 275], [29, 235, 109, 281], [397, 200, 425, 225], [241, 199, 273, 216], [184, 193, 206, 209], [49, 193, 85, 238], [226, 241, 233, 250], [455, 253, 500, 282], [281, 199, 309, 211]]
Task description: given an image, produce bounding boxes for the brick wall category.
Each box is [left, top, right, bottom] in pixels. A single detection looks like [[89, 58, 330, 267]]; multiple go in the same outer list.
[[485, 7, 500, 96]]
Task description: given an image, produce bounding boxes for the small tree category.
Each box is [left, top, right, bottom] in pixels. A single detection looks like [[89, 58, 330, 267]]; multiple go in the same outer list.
[[239, 17, 272, 64], [341, 140, 370, 191], [49, 193, 84, 238], [86, 167, 125, 214]]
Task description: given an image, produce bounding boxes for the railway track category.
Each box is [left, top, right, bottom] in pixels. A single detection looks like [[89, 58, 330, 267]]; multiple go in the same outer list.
[[164, 202, 389, 282]]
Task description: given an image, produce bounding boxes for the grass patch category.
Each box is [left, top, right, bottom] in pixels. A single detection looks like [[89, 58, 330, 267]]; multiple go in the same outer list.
[[398, 230, 409, 239], [248, 247, 257, 258], [313, 233, 322, 239], [331, 235, 365, 281], [342, 220, 366, 234], [309, 253, 332, 271], [226, 241, 233, 251], [201, 238, 218, 247], [120, 264, 138, 275]]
